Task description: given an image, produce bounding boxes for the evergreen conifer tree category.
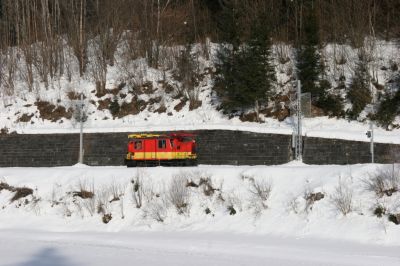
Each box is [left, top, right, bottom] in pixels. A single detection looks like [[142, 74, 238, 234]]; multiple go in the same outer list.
[[375, 89, 400, 129], [236, 16, 276, 111], [296, 4, 323, 101], [347, 51, 372, 119], [295, 2, 344, 116], [214, 3, 276, 114], [213, 0, 245, 112]]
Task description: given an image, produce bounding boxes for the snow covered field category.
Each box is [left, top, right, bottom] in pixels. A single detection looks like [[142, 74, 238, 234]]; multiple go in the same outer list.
[[0, 163, 400, 265], [1, 229, 400, 266]]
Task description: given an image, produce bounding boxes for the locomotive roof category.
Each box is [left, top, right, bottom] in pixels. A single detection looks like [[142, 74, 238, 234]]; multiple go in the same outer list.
[[128, 133, 195, 139]]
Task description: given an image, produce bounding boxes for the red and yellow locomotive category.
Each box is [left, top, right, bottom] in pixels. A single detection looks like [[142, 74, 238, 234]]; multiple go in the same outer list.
[[124, 133, 197, 167]]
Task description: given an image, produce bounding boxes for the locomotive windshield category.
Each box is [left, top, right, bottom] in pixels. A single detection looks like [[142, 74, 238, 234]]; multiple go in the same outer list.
[[158, 139, 167, 149], [134, 141, 142, 150]]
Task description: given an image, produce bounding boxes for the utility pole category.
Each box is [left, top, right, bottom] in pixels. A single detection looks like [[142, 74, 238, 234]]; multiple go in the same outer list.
[[79, 93, 84, 164], [370, 77, 375, 164], [370, 120, 374, 163], [297, 80, 302, 161], [290, 80, 303, 161]]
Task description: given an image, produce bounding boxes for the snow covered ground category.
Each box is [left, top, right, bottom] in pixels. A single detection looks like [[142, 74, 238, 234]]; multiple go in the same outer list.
[[1, 229, 400, 266], [1, 163, 400, 265]]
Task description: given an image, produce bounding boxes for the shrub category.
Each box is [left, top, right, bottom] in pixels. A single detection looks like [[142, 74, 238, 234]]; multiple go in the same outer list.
[[248, 179, 272, 209], [346, 86, 372, 119], [331, 179, 353, 216], [388, 213, 400, 225], [108, 180, 124, 202], [287, 197, 300, 214], [73, 180, 96, 216], [96, 187, 111, 215], [224, 191, 242, 214], [227, 205, 236, 215], [131, 174, 144, 208], [143, 198, 168, 223], [305, 191, 325, 212], [73, 180, 95, 199], [102, 213, 112, 224], [373, 205, 386, 218], [317, 94, 344, 117], [119, 196, 125, 219], [199, 177, 217, 196], [364, 165, 400, 197], [109, 96, 120, 117], [76, 196, 96, 217], [374, 90, 400, 129], [169, 174, 190, 215]]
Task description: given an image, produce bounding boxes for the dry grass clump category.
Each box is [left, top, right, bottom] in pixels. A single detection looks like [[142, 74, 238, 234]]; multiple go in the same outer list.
[[72, 180, 95, 199], [73, 190, 94, 199], [0, 182, 12, 191], [0, 181, 33, 202], [11, 187, 34, 202]]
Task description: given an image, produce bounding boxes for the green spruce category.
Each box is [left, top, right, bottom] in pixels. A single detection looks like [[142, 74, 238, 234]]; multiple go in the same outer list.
[[214, 7, 276, 114], [347, 51, 372, 119], [375, 89, 400, 129], [296, 4, 324, 101]]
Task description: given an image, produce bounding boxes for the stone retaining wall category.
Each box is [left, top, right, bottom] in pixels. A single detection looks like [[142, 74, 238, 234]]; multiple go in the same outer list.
[[0, 130, 398, 167]]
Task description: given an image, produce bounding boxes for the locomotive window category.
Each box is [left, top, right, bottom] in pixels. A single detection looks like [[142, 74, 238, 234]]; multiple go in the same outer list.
[[158, 139, 166, 149], [170, 139, 174, 148], [134, 141, 142, 150]]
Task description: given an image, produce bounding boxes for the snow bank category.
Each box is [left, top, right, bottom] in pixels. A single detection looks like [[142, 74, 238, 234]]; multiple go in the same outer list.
[[1, 163, 399, 246]]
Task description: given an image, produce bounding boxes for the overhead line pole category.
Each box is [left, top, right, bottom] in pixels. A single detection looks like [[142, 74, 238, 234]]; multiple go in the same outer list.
[[370, 121, 374, 163], [297, 80, 302, 161], [79, 93, 84, 164]]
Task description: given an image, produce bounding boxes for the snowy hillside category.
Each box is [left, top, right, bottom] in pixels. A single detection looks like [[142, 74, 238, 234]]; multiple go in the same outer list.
[[1, 40, 399, 143]]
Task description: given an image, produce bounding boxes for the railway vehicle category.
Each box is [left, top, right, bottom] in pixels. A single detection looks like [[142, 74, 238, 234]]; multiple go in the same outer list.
[[124, 133, 197, 167]]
